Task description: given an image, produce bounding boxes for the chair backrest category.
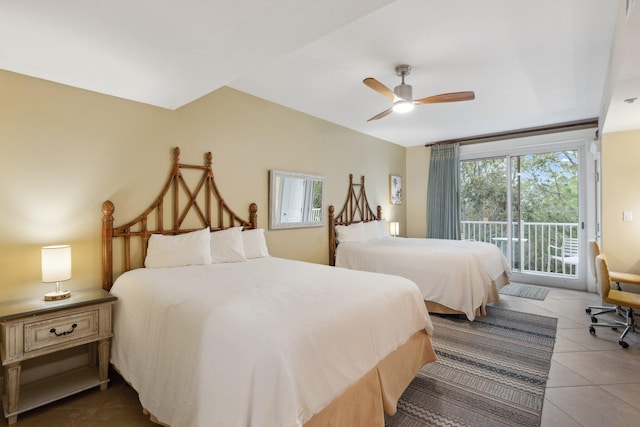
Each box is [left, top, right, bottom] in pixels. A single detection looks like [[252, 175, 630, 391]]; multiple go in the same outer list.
[[563, 237, 579, 257], [588, 240, 601, 280], [595, 254, 612, 298]]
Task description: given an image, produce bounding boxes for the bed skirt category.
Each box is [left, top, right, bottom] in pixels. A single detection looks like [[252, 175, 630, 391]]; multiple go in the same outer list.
[[425, 271, 510, 318], [142, 329, 436, 427]]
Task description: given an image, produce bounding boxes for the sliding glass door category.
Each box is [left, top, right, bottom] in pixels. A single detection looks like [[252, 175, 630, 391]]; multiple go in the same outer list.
[[460, 146, 585, 289]]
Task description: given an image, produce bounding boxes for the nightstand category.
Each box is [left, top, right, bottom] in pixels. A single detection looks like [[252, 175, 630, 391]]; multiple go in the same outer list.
[[0, 288, 116, 424]]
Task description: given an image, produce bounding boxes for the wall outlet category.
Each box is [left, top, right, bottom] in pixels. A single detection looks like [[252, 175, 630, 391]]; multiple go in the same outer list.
[[623, 211, 633, 221]]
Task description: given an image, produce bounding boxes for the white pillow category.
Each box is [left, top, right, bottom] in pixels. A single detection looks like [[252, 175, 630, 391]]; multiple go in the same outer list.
[[378, 220, 391, 239], [210, 226, 247, 263], [242, 229, 270, 259], [361, 220, 382, 241], [336, 222, 365, 243], [145, 227, 212, 268]]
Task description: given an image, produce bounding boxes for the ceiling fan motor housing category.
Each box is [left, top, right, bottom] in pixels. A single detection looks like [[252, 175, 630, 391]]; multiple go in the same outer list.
[[394, 84, 412, 101]]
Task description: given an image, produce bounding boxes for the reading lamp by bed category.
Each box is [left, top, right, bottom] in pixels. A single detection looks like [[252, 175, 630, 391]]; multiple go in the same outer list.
[[41, 245, 72, 301], [390, 222, 399, 237]]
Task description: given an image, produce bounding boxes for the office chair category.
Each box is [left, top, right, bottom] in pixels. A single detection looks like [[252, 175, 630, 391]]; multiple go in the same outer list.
[[585, 240, 640, 322], [589, 254, 640, 348]]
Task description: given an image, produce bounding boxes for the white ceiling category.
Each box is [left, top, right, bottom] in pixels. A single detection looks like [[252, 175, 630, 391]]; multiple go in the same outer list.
[[1, 0, 637, 147]]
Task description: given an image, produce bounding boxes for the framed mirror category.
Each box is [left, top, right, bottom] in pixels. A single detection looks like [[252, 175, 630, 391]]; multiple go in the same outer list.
[[269, 170, 326, 230]]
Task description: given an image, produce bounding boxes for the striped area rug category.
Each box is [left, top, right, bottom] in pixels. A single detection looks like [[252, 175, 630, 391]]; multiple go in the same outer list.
[[386, 307, 557, 427]]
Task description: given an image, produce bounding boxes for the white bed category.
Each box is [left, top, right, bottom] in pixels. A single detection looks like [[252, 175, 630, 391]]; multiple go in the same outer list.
[[102, 149, 437, 427], [110, 257, 433, 427], [329, 174, 511, 320], [335, 237, 511, 320]]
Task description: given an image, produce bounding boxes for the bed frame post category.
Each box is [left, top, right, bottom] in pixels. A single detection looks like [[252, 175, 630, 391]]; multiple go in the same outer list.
[[249, 203, 258, 229], [329, 205, 336, 266], [102, 201, 115, 291], [172, 148, 181, 230]]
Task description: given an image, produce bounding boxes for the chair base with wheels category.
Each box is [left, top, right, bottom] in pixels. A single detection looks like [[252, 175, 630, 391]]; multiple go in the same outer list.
[[586, 305, 619, 323], [589, 306, 637, 349], [589, 254, 640, 348]]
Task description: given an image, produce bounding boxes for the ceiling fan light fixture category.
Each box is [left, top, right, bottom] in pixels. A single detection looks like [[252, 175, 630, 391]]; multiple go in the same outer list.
[[392, 100, 414, 113]]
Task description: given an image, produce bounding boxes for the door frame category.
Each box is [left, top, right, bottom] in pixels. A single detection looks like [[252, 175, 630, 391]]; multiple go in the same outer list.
[[459, 129, 598, 291]]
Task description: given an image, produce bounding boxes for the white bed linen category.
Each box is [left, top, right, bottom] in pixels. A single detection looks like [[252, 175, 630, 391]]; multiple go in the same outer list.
[[110, 257, 432, 427], [335, 238, 511, 320]]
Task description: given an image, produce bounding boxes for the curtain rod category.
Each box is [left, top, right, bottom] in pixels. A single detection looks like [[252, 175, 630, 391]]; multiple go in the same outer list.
[[424, 118, 598, 147]]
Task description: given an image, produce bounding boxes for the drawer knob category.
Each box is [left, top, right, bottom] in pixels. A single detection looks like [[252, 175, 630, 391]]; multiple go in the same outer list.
[[49, 323, 78, 337]]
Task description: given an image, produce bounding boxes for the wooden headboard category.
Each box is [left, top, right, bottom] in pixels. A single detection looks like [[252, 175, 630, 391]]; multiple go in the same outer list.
[[101, 147, 258, 290], [328, 174, 381, 266]]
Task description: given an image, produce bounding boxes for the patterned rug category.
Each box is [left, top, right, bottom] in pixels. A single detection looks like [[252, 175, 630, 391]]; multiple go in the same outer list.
[[499, 283, 550, 301], [386, 306, 557, 427]]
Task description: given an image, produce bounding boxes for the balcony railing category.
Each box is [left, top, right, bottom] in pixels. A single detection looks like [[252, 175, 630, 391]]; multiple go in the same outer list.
[[461, 220, 580, 277], [310, 208, 322, 222]]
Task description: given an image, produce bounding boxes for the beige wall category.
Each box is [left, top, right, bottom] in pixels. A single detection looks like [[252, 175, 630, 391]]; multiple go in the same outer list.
[[0, 70, 405, 301], [601, 130, 640, 277], [405, 145, 430, 237]]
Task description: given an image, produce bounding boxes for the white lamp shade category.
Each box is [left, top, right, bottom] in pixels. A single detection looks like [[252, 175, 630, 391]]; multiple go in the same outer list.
[[389, 222, 399, 236], [41, 245, 72, 283]]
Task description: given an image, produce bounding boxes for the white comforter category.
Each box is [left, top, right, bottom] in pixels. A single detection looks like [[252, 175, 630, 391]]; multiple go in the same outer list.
[[335, 238, 511, 320], [110, 257, 432, 427]]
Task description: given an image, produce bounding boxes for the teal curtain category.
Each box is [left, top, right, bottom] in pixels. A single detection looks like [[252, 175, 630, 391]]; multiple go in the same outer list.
[[427, 144, 460, 239]]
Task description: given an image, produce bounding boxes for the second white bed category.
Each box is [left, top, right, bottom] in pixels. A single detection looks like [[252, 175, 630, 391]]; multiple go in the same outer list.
[[335, 237, 511, 320]]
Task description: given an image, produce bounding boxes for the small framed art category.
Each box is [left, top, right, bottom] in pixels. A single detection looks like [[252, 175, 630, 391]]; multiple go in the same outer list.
[[390, 175, 402, 205]]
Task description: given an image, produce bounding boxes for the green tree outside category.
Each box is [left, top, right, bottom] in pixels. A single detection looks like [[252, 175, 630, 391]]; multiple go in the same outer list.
[[460, 150, 578, 224]]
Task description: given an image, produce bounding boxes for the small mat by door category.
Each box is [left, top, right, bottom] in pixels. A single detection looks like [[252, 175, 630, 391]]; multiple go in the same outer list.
[[499, 283, 550, 300]]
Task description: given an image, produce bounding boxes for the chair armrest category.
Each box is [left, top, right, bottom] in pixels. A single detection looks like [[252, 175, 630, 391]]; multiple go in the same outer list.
[[548, 244, 561, 255]]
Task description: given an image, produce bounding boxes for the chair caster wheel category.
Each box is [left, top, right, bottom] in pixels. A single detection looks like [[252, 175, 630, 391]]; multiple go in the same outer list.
[[591, 316, 598, 323], [589, 326, 596, 335], [619, 341, 629, 349], [586, 308, 592, 314]]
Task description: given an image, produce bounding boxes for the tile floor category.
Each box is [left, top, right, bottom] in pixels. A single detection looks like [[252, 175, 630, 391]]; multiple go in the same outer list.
[[491, 285, 640, 427], [2, 285, 638, 426]]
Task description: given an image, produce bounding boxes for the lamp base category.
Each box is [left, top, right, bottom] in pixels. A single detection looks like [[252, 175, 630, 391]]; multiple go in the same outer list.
[[44, 290, 71, 301]]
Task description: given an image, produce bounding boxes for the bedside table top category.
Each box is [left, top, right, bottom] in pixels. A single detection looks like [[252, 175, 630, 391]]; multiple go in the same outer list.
[[0, 288, 116, 321]]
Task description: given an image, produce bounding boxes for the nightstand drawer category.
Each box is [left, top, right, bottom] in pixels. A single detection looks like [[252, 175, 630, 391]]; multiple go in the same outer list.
[[24, 310, 99, 352]]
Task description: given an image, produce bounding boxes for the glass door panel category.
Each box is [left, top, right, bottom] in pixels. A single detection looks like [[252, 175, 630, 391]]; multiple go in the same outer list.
[[460, 157, 508, 243], [514, 150, 580, 278]]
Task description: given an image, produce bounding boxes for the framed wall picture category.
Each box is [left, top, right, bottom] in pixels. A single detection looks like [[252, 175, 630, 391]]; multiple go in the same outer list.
[[390, 175, 402, 205]]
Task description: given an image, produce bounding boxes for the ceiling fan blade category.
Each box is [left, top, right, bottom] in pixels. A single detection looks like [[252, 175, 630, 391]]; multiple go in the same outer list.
[[367, 107, 393, 122], [363, 78, 396, 101], [414, 91, 475, 105]]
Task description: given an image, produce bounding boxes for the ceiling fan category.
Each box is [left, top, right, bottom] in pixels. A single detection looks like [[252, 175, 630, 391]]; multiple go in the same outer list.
[[363, 64, 475, 122]]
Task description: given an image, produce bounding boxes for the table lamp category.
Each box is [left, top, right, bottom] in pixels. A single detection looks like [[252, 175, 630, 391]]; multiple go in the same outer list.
[[390, 222, 399, 237], [41, 245, 72, 301]]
